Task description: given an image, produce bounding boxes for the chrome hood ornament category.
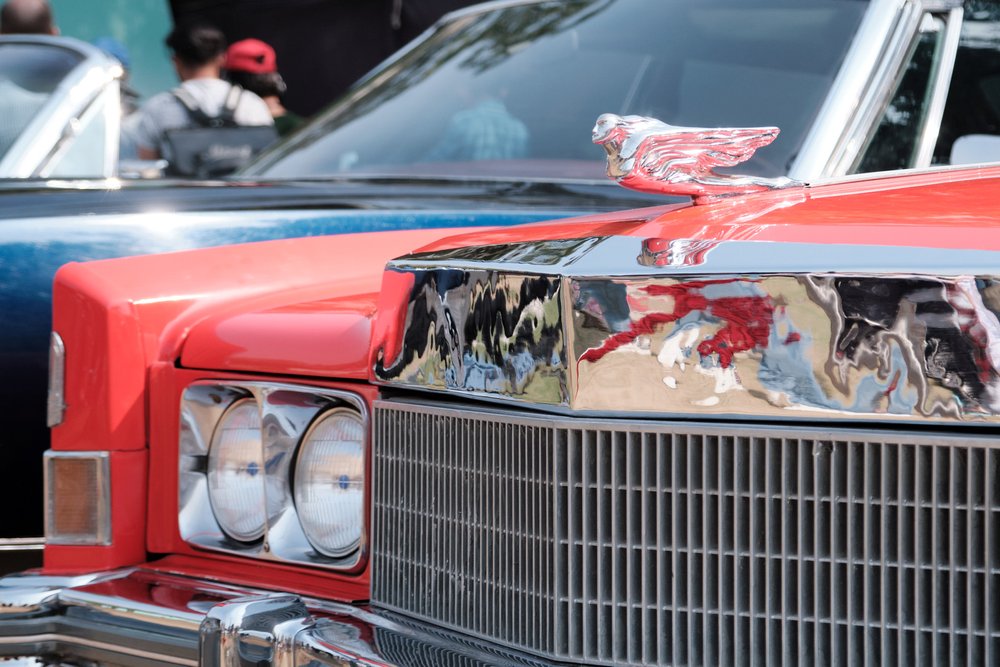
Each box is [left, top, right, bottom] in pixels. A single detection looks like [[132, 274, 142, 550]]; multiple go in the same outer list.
[[592, 113, 796, 203]]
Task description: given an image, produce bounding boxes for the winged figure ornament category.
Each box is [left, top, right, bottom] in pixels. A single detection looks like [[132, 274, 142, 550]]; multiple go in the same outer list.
[[592, 114, 796, 204]]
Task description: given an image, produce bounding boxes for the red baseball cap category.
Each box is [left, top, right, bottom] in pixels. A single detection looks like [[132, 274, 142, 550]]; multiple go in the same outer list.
[[225, 38, 277, 74]]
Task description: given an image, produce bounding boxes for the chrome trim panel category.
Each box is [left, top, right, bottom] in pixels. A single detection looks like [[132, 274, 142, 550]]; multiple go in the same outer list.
[[199, 594, 310, 666], [0, 539, 43, 552], [912, 6, 964, 168], [0, 571, 128, 615], [372, 399, 1000, 665], [45, 332, 65, 428], [0, 569, 544, 666], [374, 240, 1000, 423], [179, 381, 369, 571]]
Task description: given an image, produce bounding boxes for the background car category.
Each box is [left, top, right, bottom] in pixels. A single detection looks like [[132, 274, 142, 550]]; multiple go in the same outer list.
[[0, 36, 123, 179], [5, 0, 1000, 554], [3, 133, 999, 665], [245, 0, 1000, 181]]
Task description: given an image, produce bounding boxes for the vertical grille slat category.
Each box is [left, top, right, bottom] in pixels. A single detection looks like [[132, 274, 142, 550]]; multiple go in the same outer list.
[[372, 402, 1000, 666]]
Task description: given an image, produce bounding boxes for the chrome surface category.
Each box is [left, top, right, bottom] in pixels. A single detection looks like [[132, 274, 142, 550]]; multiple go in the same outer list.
[[791, 0, 927, 179], [0, 571, 128, 616], [178, 381, 368, 571], [45, 332, 64, 428], [372, 398, 1000, 666], [375, 239, 1000, 423], [912, 6, 964, 168], [592, 114, 793, 203], [0, 568, 543, 666], [42, 451, 110, 546], [0, 36, 123, 179], [0, 538, 43, 552], [199, 595, 310, 666]]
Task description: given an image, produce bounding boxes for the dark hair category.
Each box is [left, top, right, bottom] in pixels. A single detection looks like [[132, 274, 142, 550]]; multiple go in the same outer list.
[[225, 70, 287, 98], [0, 0, 54, 34], [165, 22, 226, 67]]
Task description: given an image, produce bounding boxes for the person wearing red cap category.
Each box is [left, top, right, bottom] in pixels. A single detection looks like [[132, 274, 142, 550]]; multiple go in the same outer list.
[[129, 22, 274, 168], [224, 38, 304, 137]]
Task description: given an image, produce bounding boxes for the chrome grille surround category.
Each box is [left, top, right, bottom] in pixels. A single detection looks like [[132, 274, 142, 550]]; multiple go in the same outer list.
[[372, 399, 1000, 666], [373, 241, 1000, 424]]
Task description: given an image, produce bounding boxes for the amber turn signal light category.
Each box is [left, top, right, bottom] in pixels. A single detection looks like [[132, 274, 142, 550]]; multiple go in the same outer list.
[[44, 452, 111, 545]]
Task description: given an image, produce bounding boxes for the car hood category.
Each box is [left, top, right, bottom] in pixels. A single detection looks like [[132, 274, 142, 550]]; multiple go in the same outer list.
[[371, 168, 1000, 425], [185, 167, 1000, 426]]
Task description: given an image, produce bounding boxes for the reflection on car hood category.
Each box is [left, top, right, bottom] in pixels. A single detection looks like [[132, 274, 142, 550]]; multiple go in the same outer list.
[[0, 175, 667, 220]]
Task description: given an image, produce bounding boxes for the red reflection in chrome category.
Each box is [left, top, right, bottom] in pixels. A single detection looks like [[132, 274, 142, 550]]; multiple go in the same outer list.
[[580, 279, 773, 367]]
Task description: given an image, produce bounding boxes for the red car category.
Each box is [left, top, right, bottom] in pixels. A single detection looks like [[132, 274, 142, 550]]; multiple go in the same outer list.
[[5, 121, 1000, 665]]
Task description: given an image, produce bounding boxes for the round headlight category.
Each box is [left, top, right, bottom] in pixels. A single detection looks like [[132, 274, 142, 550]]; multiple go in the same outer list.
[[207, 398, 266, 542], [293, 407, 365, 558]]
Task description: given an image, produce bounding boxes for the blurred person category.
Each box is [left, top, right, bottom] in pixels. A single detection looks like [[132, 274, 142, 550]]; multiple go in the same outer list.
[[224, 38, 304, 137], [423, 85, 528, 163], [0, 0, 57, 35], [129, 21, 272, 163]]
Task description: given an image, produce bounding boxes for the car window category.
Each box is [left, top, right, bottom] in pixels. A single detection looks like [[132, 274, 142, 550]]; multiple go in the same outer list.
[[856, 14, 948, 172], [248, 0, 868, 181], [933, 0, 1000, 164], [0, 42, 82, 160], [43, 84, 117, 178]]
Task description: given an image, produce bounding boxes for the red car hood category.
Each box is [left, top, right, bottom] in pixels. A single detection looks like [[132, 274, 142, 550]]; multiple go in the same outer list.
[[179, 166, 1000, 378]]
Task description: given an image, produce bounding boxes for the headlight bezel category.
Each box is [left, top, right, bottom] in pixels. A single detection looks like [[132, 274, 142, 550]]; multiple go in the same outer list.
[[178, 381, 369, 572]]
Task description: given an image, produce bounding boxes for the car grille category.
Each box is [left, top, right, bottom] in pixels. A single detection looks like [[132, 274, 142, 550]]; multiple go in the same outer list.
[[372, 400, 1000, 666]]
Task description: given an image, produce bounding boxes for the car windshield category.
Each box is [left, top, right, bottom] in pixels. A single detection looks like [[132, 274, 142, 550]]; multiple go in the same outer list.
[[247, 0, 868, 181], [0, 42, 82, 161]]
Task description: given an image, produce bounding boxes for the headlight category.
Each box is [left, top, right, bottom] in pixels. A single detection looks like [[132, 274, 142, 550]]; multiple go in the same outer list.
[[207, 398, 266, 542], [293, 407, 365, 558]]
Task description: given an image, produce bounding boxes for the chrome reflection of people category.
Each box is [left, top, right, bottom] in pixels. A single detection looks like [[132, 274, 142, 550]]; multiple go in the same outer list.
[[424, 86, 528, 163]]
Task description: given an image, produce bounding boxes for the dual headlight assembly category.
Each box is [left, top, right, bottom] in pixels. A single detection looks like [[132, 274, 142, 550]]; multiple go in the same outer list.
[[179, 382, 366, 570]]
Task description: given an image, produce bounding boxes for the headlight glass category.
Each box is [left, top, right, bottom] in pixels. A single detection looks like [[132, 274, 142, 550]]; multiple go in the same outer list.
[[207, 398, 266, 542], [293, 407, 365, 558]]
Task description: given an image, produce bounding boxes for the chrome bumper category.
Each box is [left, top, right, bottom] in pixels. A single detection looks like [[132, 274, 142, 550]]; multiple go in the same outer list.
[[0, 569, 537, 666]]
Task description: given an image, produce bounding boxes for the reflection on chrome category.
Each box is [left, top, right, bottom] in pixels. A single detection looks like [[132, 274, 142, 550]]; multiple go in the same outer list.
[[592, 113, 796, 203], [374, 245, 1000, 423]]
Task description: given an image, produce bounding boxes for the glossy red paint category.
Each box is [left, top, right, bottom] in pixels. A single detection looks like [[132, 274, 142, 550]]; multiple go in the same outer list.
[[415, 167, 1000, 254], [181, 294, 379, 379], [46, 228, 470, 574]]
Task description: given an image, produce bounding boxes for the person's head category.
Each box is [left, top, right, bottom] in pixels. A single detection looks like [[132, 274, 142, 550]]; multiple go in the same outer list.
[[165, 22, 226, 81], [0, 0, 56, 35], [224, 38, 286, 100]]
